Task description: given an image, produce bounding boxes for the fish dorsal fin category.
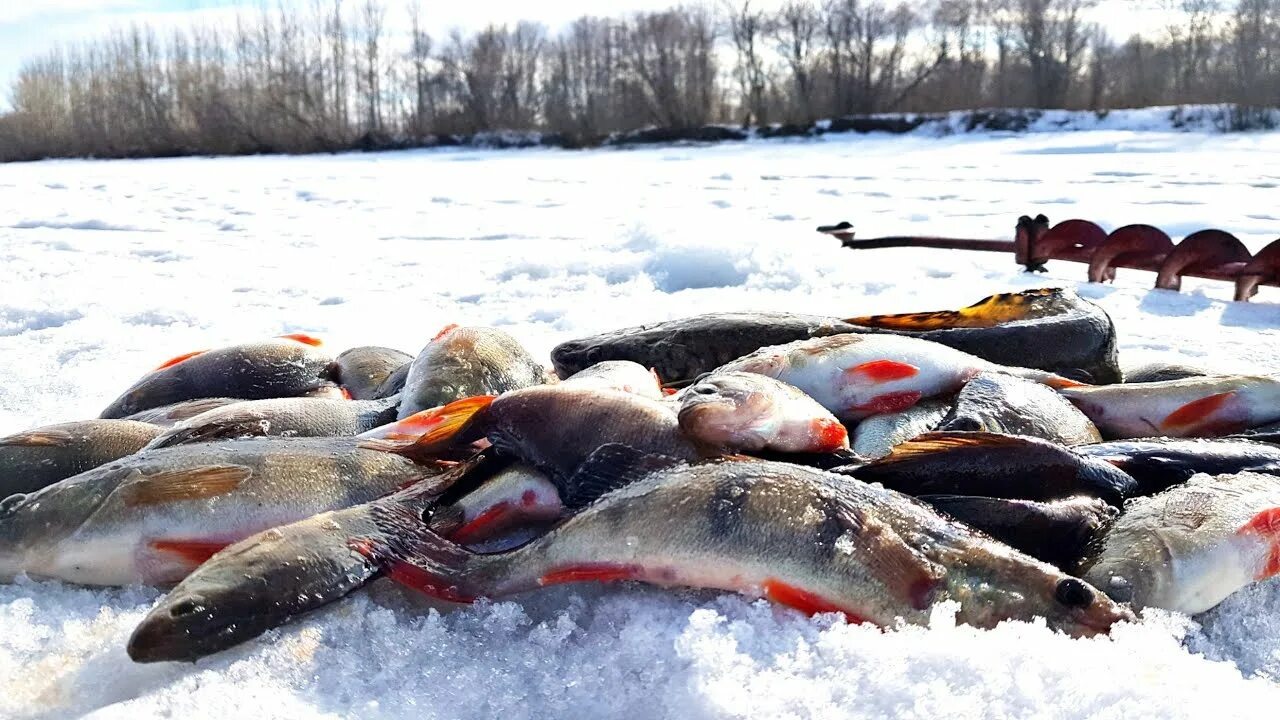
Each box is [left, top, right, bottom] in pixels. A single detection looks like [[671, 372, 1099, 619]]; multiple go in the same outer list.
[[154, 350, 206, 372], [0, 428, 75, 447], [279, 333, 323, 347], [121, 465, 254, 506], [560, 443, 685, 509], [878, 431, 1041, 463]]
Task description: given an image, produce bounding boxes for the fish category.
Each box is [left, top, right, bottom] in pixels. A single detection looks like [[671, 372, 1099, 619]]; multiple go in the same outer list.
[[919, 495, 1116, 571], [938, 372, 1100, 446], [398, 325, 549, 419], [561, 360, 664, 400], [143, 396, 400, 449], [850, 399, 950, 459], [369, 385, 701, 496], [100, 335, 337, 419], [0, 420, 163, 497], [1081, 472, 1280, 614], [1121, 359, 1210, 384], [0, 437, 450, 586], [838, 432, 1139, 506], [123, 398, 243, 427], [129, 452, 1131, 662], [551, 288, 1120, 385], [425, 463, 564, 549], [1076, 438, 1280, 496], [1058, 376, 1280, 439], [677, 372, 849, 454], [331, 346, 414, 400], [717, 334, 1079, 422], [373, 362, 413, 400], [1233, 421, 1280, 445]]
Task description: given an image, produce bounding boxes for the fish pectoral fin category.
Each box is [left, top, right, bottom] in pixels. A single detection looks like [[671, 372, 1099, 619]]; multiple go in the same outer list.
[[561, 443, 686, 509], [153, 349, 207, 371], [846, 360, 920, 383], [1236, 507, 1280, 580], [0, 428, 76, 447], [874, 431, 1039, 464], [1161, 391, 1237, 431], [361, 395, 496, 457], [279, 333, 323, 347], [833, 499, 945, 611], [121, 464, 254, 506], [147, 539, 230, 567]]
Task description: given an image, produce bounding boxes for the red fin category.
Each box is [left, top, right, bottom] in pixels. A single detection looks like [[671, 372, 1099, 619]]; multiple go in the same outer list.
[[432, 324, 461, 342], [662, 387, 679, 396], [813, 418, 850, 452], [449, 502, 512, 545], [340, 386, 354, 400], [851, 390, 923, 415], [1043, 376, 1087, 389], [847, 359, 919, 383], [279, 333, 323, 347], [1162, 391, 1236, 430], [148, 539, 229, 567], [361, 396, 495, 445], [1237, 508, 1280, 579], [539, 563, 642, 586], [349, 538, 478, 603], [154, 350, 205, 372], [763, 578, 867, 624]]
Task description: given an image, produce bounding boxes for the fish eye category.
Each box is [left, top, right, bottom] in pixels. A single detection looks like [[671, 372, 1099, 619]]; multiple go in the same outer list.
[[0, 493, 26, 517], [584, 347, 603, 363], [692, 385, 718, 395], [1103, 575, 1133, 603], [169, 598, 207, 618], [1054, 578, 1095, 608]]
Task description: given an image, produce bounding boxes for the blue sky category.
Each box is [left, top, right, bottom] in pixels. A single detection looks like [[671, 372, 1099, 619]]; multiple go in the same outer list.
[[1, 0, 1175, 105]]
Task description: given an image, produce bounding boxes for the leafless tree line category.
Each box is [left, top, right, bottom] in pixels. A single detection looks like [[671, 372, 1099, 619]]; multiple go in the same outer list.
[[1, 0, 1277, 161]]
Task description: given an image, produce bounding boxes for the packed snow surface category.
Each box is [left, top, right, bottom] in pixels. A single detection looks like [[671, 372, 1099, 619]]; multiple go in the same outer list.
[[2, 129, 1280, 719]]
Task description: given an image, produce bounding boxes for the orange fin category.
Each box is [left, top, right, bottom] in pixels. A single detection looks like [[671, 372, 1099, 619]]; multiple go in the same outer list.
[[763, 578, 868, 624], [1043, 376, 1087, 390], [877, 431, 1038, 464], [1237, 508, 1280, 579], [847, 359, 919, 383], [122, 464, 254, 506], [340, 386, 354, 400], [0, 428, 75, 447], [360, 395, 495, 455], [1162, 391, 1236, 430], [432, 324, 461, 342], [845, 289, 1052, 330], [154, 350, 206, 372], [279, 333, 323, 347], [540, 563, 643, 586], [148, 539, 229, 567]]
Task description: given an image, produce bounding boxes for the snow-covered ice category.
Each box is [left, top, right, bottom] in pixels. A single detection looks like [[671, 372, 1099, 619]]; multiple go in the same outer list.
[[2, 126, 1280, 719]]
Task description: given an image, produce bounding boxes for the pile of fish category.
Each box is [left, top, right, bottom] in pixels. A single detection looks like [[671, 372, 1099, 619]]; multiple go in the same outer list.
[[4, 287, 1280, 664]]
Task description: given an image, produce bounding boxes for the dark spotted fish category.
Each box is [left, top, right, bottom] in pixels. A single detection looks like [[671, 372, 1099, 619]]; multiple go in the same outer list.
[[398, 325, 548, 419], [144, 397, 400, 449], [0, 437, 449, 586], [839, 432, 1139, 506], [938, 372, 1100, 446], [920, 495, 1115, 571], [331, 346, 413, 400], [129, 454, 1131, 663], [1076, 437, 1280, 496], [551, 288, 1119, 384], [0, 420, 162, 496], [100, 335, 336, 418]]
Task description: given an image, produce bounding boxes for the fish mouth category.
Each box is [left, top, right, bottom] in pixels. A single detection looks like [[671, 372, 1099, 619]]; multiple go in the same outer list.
[[128, 593, 248, 663]]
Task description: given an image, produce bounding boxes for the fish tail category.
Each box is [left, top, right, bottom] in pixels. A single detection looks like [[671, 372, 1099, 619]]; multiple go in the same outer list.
[[359, 395, 495, 456]]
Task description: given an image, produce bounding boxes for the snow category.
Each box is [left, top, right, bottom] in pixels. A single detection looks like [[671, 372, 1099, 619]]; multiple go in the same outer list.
[[3, 126, 1280, 718]]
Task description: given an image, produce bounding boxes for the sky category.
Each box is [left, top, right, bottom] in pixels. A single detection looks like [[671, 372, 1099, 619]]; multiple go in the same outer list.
[[0, 0, 1182, 103]]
